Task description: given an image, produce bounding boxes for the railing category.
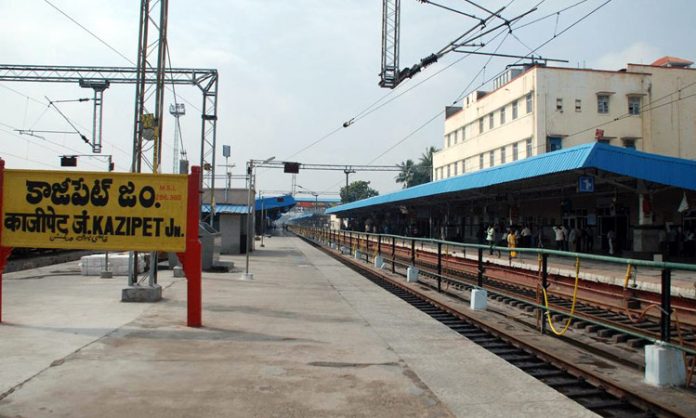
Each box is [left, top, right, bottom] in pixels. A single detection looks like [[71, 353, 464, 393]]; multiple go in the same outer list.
[[291, 225, 696, 358]]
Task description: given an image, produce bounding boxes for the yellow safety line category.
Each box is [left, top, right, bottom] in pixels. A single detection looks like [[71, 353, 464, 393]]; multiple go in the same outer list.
[[541, 257, 581, 336]]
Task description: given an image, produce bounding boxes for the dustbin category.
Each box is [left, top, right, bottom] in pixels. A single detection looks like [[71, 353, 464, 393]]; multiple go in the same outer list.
[[199, 222, 221, 270]]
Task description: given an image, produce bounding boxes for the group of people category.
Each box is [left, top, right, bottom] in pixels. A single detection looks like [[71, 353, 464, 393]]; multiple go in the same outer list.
[[482, 224, 534, 258], [480, 223, 598, 257], [552, 225, 595, 253], [662, 225, 696, 258]]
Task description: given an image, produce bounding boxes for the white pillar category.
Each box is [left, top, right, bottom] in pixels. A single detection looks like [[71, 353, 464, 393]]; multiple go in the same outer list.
[[470, 288, 488, 310], [406, 266, 419, 283], [644, 343, 686, 386], [374, 255, 384, 269]]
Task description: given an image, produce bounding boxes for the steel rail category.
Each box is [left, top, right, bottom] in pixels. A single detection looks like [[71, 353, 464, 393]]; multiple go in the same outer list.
[[295, 228, 690, 417]]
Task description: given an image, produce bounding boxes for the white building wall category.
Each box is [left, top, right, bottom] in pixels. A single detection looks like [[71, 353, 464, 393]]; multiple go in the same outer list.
[[627, 64, 696, 158], [435, 70, 537, 176], [537, 68, 646, 150]]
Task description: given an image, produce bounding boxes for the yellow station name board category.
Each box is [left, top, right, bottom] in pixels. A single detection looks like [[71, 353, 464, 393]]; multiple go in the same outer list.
[[1, 169, 188, 252]]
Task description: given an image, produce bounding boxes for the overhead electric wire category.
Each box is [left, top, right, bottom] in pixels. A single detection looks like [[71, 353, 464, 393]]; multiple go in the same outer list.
[[45, 96, 91, 146], [165, 42, 187, 159], [43, 0, 135, 65], [0, 84, 132, 159], [366, 29, 511, 168], [0, 124, 103, 170], [452, 0, 613, 108], [514, 0, 589, 30], [419, 0, 484, 21], [363, 0, 614, 169], [280, 2, 514, 162], [43, 0, 201, 115]]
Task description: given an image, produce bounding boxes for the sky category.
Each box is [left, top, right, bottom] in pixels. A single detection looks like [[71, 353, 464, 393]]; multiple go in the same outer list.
[[0, 0, 694, 198]]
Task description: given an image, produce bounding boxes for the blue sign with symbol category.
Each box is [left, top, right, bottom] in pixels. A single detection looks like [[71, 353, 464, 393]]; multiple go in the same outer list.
[[578, 175, 594, 193]]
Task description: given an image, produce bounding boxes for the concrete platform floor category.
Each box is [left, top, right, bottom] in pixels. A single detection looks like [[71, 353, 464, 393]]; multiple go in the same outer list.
[[0, 236, 597, 418]]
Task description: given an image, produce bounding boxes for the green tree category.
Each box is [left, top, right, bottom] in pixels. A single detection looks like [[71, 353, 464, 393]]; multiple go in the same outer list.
[[395, 147, 438, 188], [340, 180, 379, 203], [395, 159, 416, 188], [418, 146, 437, 180]]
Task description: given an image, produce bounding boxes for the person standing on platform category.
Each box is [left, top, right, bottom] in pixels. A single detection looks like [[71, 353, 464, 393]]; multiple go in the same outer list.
[[568, 226, 578, 252], [520, 225, 531, 248], [486, 224, 497, 255], [585, 226, 594, 252], [507, 227, 518, 259], [607, 229, 616, 255], [553, 225, 565, 250]]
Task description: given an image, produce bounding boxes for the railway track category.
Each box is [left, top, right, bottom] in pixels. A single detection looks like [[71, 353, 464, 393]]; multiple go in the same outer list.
[[295, 231, 695, 417], [329, 232, 696, 352]]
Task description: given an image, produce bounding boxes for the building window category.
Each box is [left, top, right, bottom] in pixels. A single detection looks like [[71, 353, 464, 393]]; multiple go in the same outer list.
[[479, 154, 484, 169], [628, 96, 641, 115], [453, 130, 459, 144], [488, 113, 494, 129], [623, 138, 636, 149], [512, 143, 518, 161], [461, 160, 466, 173], [461, 126, 466, 141], [479, 118, 484, 134], [526, 93, 533, 113], [597, 94, 609, 113], [500, 106, 506, 124], [446, 134, 451, 148], [575, 99, 582, 112], [526, 138, 532, 157], [447, 164, 451, 178], [548, 136, 562, 152], [512, 100, 518, 119], [500, 147, 506, 164], [489, 151, 494, 167], [453, 162, 459, 176], [556, 98, 563, 111]]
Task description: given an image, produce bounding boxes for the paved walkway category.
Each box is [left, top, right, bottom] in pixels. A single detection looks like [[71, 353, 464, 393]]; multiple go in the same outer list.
[[0, 236, 596, 417]]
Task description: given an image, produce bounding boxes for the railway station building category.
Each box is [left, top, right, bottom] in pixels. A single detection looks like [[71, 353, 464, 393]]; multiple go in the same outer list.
[[327, 143, 696, 261], [432, 56, 696, 179]]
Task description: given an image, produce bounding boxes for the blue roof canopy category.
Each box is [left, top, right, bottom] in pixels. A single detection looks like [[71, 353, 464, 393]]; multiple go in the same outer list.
[[327, 143, 696, 215], [255, 195, 296, 211], [201, 204, 249, 215]]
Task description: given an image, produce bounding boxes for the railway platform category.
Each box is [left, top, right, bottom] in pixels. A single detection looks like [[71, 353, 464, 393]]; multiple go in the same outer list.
[[0, 236, 599, 417]]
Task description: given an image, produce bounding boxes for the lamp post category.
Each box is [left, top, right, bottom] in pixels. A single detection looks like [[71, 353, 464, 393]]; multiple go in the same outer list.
[[260, 194, 266, 248], [241, 156, 275, 280]]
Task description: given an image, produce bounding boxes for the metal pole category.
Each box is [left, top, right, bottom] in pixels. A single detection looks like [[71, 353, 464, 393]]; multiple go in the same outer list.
[[411, 239, 416, 266], [366, 233, 370, 262], [477, 247, 483, 287], [101, 155, 113, 278], [660, 268, 672, 342], [541, 254, 548, 335], [244, 162, 253, 274], [437, 242, 442, 292], [377, 235, 382, 256], [260, 197, 265, 248], [225, 155, 229, 202], [391, 237, 396, 273]]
